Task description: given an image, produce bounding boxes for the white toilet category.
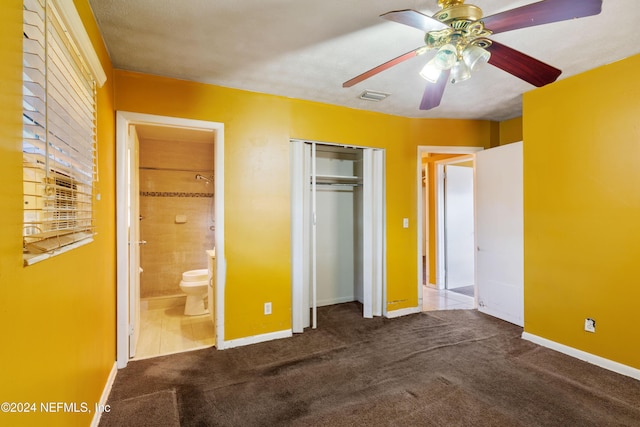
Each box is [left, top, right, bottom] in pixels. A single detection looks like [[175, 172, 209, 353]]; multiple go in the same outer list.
[[179, 269, 209, 316]]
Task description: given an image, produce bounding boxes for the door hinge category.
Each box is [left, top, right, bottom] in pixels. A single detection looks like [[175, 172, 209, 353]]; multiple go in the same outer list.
[[128, 324, 134, 336]]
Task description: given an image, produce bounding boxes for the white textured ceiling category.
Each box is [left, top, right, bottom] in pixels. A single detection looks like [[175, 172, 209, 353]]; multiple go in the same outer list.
[[89, 0, 639, 121]]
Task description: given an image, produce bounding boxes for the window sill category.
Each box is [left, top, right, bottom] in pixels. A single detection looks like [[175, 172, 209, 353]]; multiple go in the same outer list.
[[23, 238, 94, 266]]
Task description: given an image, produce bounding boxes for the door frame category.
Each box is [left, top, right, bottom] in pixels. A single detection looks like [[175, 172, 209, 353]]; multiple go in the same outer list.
[[416, 146, 483, 307], [128, 125, 141, 358], [115, 111, 225, 368]]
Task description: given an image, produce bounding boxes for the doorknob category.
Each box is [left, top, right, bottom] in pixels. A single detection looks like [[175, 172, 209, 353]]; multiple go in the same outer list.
[[138, 240, 147, 245]]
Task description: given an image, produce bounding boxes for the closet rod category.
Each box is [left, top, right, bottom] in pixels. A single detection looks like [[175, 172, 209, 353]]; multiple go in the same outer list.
[[315, 182, 362, 187], [139, 166, 213, 173]]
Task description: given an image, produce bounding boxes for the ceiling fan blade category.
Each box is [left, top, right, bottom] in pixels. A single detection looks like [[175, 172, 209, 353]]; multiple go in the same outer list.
[[486, 40, 561, 87], [343, 48, 424, 88], [381, 9, 448, 32], [420, 69, 450, 110], [482, 0, 602, 34]]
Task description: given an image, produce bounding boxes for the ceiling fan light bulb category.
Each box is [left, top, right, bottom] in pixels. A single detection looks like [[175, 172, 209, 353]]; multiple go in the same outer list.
[[451, 60, 471, 83], [434, 44, 457, 70], [420, 59, 441, 83], [462, 45, 491, 71]]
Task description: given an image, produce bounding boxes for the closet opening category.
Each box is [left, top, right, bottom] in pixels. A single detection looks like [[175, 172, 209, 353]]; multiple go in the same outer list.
[[291, 140, 385, 332], [315, 145, 363, 311]]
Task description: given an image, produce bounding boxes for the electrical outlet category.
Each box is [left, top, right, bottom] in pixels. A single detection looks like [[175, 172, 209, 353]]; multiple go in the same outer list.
[[264, 302, 272, 315], [584, 318, 596, 333], [403, 218, 409, 228]]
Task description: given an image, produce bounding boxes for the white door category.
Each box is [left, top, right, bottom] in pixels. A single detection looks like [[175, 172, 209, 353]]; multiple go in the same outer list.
[[128, 125, 141, 357], [362, 148, 385, 317], [475, 142, 523, 326], [444, 164, 475, 290], [291, 141, 311, 332]]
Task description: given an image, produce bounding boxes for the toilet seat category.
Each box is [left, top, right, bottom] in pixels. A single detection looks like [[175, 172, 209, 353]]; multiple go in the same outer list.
[[182, 269, 208, 282]]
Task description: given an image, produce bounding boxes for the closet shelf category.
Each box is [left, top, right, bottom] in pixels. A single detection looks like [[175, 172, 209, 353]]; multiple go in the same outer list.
[[314, 174, 362, 184]]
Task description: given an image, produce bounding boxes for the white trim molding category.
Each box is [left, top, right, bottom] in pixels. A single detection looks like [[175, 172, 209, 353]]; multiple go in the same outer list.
[[90, 362, 117, 427], [53, 0, 107, 87], [218, 329, 293, 350], [522, 332, 640, 381], [386, 306, 421, 318]]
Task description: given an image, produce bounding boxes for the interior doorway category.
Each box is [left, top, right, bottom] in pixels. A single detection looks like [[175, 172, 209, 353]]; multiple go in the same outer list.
[[133, 124, 216, 360], [116, 112, 225, 369], [417, 146, 482, 311]]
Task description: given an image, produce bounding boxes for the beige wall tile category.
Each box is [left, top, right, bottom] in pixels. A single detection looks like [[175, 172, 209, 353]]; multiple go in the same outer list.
[[138, 140, 215, 298]]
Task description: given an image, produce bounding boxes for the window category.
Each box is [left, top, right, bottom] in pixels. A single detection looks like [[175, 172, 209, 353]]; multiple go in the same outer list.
[[22, 0, 106, 265]]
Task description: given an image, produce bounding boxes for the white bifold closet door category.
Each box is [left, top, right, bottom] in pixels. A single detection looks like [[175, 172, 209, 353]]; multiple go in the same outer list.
[[291, 140, 385, 333]]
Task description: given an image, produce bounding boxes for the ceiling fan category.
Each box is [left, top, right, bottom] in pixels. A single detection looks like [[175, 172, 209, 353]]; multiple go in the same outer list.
[[343, 0, 603, 110]]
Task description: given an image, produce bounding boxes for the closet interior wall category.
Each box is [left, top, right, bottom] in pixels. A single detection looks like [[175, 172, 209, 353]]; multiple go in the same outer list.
[[313, 145, 364, 308]]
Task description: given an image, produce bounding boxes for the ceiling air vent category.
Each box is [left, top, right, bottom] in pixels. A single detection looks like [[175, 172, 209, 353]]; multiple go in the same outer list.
[[359, 90, 390, 102]]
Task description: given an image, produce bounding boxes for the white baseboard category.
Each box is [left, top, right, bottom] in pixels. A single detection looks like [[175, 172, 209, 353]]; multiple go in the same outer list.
[[218, 329, 292, 350], [90, 361, 118, 427], [522, 332, 640, 381], [317, 295, 356, 307], [386, 306, 421, 318]]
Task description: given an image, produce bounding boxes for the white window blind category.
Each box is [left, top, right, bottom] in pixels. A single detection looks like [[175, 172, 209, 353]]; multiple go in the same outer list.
[[22, 0, 98, 263]]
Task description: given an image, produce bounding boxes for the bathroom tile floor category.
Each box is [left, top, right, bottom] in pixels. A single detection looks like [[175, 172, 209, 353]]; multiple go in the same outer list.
[[422, 285, 476, 311], [133, 304, 215, 360]]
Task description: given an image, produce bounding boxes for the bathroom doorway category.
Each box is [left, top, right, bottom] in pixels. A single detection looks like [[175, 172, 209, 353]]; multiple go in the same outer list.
[[134, 124, 215, 359], [116, 112, 225, 369]]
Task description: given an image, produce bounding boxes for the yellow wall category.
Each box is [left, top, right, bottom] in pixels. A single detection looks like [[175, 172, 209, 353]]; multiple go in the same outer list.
[[2, 0, 636, 422], [499, 116, 523, 145], [0, 1, 116, 425], [3, 1, 635, 421], [113, 70, 491, 340], [523, 54, 640, 369]]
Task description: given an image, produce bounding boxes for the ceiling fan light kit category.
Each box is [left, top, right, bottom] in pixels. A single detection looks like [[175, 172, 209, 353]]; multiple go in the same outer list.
[[432, 44, 458, 70], [450, 58, 471, 83], [343, 0, 603, 110], [419, 59, 442, 83], [462, 44, 491, 71]]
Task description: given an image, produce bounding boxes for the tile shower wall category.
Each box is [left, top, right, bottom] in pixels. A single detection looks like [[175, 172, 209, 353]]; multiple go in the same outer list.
[[139, 138, 215, 298]]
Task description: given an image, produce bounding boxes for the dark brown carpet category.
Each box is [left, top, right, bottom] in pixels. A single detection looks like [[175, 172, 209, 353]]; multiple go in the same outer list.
[[100, 303, 640, 427]]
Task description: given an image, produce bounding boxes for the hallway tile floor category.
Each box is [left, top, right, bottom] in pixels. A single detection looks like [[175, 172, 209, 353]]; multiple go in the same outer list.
[[422, 285, 476, 311]]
